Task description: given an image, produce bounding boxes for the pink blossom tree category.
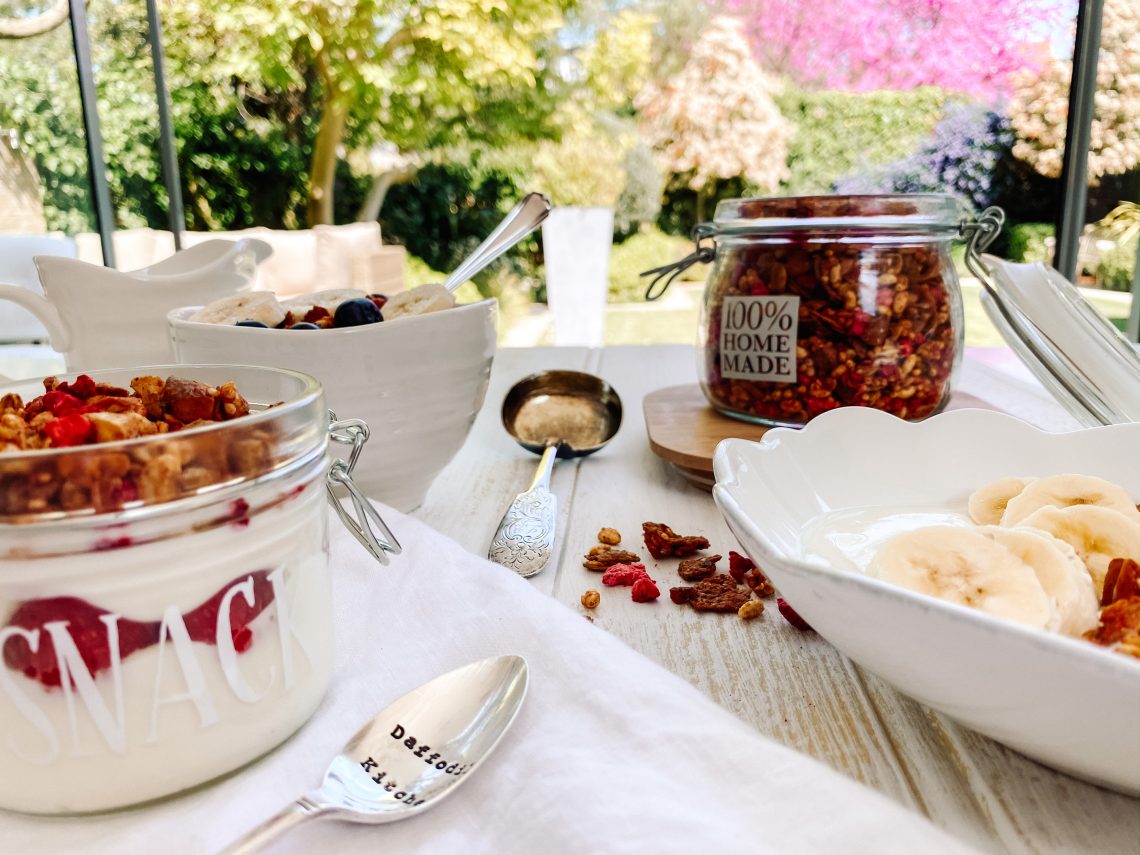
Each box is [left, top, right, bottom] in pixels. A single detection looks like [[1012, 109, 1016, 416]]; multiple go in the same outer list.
[[729, 0, 1067, 100]]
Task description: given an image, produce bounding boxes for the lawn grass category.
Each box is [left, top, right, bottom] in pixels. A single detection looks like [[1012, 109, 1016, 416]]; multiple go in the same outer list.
[[594, 280, 1133, 348]]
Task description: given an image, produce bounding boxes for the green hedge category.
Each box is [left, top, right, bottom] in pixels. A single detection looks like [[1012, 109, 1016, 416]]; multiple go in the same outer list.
[[1096, 235, 1139, 292], [608, 228, 694, 302], [776, 87, 947, 196], [1005, 223, 1053, 264]]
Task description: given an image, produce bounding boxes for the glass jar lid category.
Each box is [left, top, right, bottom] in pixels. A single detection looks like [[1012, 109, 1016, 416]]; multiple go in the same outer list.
[[711, 194, 963, 236], [965, 208, 1140, 427]]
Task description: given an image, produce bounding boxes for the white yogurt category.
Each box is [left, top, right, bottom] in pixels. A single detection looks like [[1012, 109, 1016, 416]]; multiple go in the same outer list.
[[802, 506, 973, 574]]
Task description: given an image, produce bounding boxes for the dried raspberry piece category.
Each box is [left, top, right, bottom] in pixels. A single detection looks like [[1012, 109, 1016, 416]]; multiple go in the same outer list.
[[642, 521, 709, 559], [631, 577, 660, 603], [43, 413, 94, 447], [602, 562, 650, 587], [777, 598, 813, 631], [2, 597, 158, 687], [55, 374, 97, 400], [727, 550, 754, 582], [42, 390, 88, 417], [678, 554, 720, 581], [183, 570, 275, 646]]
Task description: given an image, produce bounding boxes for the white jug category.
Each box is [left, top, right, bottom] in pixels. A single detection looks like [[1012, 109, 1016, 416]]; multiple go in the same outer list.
[[0, 238, 270, 371]]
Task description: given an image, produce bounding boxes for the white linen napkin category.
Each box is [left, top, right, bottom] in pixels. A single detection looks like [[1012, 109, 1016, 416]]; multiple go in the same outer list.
[[0, 508, 982, 855]]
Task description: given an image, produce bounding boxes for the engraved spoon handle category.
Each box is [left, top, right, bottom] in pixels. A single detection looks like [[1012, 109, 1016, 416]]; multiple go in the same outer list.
[[217, 795, 326, 855], [488, 445, 558, 578]]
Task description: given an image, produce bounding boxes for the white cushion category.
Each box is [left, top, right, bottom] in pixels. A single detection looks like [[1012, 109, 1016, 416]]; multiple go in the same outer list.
[[315, 222, 382, 291]]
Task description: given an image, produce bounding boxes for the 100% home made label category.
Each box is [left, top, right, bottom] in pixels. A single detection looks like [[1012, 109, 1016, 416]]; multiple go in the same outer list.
[[720, 295, 799, 382]]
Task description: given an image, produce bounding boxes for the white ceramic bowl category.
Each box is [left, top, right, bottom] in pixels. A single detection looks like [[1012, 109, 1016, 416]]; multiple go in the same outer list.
[[712, 407, 1140, 794], [168, 300, 497, 511]]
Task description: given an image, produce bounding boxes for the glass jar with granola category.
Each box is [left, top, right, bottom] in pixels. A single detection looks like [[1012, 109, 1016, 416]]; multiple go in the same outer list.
[[693, 195, 966, 427]]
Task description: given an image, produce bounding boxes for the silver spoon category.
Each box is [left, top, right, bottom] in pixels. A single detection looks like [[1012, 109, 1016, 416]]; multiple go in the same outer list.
[[218, 655, 529, 855], [442, 192, 552, 293], [488, 370, 623, 578]]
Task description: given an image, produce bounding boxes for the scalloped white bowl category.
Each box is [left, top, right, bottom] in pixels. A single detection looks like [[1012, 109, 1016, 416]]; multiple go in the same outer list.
[[712, 407, 1140, 794], [169, 300, 496, 511]]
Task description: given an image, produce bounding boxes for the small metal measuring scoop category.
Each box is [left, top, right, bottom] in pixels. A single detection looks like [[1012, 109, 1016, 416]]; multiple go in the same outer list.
[[488, 370, 622, 577]]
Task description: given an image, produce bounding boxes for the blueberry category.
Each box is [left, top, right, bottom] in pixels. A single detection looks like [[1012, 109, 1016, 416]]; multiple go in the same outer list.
[[289, 322, 321, 330], [236, 320, 269, 328], [334, 297, 383, 327]]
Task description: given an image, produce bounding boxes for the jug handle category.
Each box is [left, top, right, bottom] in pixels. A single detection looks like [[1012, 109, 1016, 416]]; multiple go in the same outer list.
[[0, 284, 72, 353]]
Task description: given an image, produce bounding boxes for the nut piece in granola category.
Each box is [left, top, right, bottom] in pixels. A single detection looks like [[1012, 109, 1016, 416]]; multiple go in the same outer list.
[[678, 554, 721, 581], [597, 527, 621, 545], [580, 589, 601, 610], [743, 568, 775, 598], [738, 600, 765, 621], [642, 521, 709, 559], [583, 545, 641, 571]]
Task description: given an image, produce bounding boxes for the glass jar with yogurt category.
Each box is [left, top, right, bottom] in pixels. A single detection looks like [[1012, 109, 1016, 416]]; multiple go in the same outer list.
[[0, 364, 397, 814]]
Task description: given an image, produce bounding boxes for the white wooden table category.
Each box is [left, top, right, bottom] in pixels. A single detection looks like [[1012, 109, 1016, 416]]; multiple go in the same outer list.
[[414, 344, 1140, 855]]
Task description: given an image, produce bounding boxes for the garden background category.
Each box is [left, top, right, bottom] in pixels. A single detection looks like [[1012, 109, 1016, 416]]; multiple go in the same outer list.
[[1, 0, 1137, 344]]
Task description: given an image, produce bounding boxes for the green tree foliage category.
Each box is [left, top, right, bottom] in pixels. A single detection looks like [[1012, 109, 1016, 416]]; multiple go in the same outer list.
[[776, 86, 946, 195]]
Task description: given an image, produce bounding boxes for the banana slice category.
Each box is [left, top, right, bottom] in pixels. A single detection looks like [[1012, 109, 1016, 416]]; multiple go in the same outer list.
[[282, 289, 367, 316], [382, 283, 456, 320], [1000, 473, 1140, 527], [868, 526, 1054, 629], [190, 292, 285, 327], [978, 526, 1099, 636], [1016, 504, 1140, 597], [968, 477, 1034, 525]]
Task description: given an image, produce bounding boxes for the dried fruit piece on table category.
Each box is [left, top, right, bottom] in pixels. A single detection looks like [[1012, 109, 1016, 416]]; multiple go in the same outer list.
[[642, 521, 709, 559], [728, 550, 755, 583], [631, 577, 661, 603], [744, 568, 775, 598], [602, 562, 651, 587], [597, 527, 622, 545], [777, 598, 813, 631], [580, 589, 601, 610], [670, 586, 695, 605], [1102, 558, 1140, 606], [678, 553, 721, 581], [670, 573, 751, 613], [738, 600, 765, 621], [583, 545, 641, 571]]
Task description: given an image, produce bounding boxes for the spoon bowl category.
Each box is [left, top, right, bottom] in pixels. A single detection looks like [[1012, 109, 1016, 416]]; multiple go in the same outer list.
[[219, 655, 528, 853], [502, 370, 623, 458]]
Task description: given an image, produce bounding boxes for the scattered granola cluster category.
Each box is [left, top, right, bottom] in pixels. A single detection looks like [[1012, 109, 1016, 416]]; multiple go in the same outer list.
[[0, 374, 268, 517], [579, 522, 811, 629]]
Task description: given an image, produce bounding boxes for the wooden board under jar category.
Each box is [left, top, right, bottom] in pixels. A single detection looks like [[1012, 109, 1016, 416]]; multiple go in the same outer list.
[[643, 384, 770, 491]]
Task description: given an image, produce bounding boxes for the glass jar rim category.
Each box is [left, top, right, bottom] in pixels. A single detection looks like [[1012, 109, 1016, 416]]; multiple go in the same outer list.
[[0, 364, 326, 524], [710, 193, 963, 235]]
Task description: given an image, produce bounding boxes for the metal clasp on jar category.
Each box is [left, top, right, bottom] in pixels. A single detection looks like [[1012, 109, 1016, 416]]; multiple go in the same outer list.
[[326, 415, 402, 564]]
